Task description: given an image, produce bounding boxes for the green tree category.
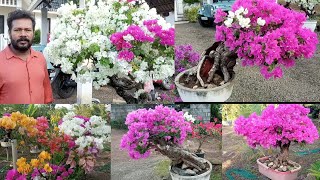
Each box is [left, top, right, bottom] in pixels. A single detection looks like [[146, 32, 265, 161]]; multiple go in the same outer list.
[[222, 104, 241, 121], [210, 104, 222, 122]]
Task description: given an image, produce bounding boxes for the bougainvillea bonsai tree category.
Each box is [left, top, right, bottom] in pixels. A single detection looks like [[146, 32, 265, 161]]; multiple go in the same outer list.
[[44, 0, 174, 103], [184, 114, 222, 154], [177, 0, 318, 91], [120, 105, 212, 177], [234, 104, 319, 173]]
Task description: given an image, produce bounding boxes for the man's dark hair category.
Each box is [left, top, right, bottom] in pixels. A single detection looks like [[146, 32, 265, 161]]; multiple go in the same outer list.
[[7, 9, 36, 31]]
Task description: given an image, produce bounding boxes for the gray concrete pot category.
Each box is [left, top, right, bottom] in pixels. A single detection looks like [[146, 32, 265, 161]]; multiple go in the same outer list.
[[170, 158, 212, 180], [175, 68, 235, 102]]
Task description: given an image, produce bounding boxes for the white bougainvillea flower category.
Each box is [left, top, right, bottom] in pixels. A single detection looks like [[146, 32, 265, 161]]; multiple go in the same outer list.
[[257, 17, 266, 26]]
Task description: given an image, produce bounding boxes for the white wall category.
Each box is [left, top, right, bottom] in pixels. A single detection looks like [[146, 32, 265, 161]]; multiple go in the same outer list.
[[33, 10, 58, 33], [0, 6, 17, 38]]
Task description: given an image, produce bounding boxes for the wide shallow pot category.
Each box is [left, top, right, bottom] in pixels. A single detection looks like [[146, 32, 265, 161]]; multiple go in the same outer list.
[[175, 67, 235, 102], [170, 158, 212, 180], [303, 20, 317, 31], [257, 157, 301, 180], [195, 152, 205, 158]]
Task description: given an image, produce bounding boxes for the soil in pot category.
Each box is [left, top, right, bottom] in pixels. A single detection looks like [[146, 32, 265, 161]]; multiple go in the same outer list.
[[179, 70, 231, 89], [171, 161, 210, 176], [178, 41, 237, 90], [259, 156, 300, 172]]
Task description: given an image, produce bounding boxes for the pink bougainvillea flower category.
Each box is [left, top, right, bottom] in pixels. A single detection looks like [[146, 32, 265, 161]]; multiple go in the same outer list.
[[234, 104, 319, 149], [214, 0, 318, 79], [120, 105, 192, 159]]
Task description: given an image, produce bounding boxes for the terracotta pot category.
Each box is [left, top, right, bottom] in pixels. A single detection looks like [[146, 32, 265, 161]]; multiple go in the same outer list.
[[169, 158, 212, 180], [175, 67, 235, 102], [257, 156, 301, 180]]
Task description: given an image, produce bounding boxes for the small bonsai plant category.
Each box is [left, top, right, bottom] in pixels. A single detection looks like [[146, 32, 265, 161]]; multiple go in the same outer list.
[[120, 105, 211, 177], [234, 104, 319, 173], [283, 0, 320, 19], [185, 114, 222, 154], [178, 0, 318, 90]]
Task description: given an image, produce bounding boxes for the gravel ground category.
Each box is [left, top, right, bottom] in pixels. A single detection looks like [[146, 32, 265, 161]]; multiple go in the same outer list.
[[111, 129, 222, 180], [53, 85, 172, 104], [222, 125, 320, 180], [175, 22, 320, 102], [111, 129, 167, 180]]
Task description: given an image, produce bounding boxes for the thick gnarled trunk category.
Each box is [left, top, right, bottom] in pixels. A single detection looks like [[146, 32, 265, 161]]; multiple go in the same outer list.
[[185, 42, 237, 88], [155, 143, 207, 171], [274, 142, 290, 167], [109, 75, 148, 103]]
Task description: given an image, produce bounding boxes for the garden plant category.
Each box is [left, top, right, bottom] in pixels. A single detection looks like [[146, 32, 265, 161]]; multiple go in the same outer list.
[[120, 105, 212, 178], [0, 111, 111, 180], [44, 0, 174, 103], [234, 104, 319, 177], [176, 0, 318, 91]]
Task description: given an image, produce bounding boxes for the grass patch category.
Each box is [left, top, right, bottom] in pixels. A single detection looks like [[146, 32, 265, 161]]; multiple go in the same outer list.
[[154, 159, 170, 178], [103, 142, 111, 152], [211, 164, 222, 180], [111, 120, 128, 130], [99, 163, 111, 173]]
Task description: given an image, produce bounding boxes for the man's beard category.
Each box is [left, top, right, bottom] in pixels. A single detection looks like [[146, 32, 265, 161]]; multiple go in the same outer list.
[[10, 37, 33, 52]]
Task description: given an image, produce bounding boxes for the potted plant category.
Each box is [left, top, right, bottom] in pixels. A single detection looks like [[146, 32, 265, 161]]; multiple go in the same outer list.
[[175, 0, 319, 102], [120, 105, 212, 179], [234, 104, 319, 180], [0, 112, 38, 148], [184, 113, 222, 158], [44, 0, 174, 103], [283, 0, 320, 31], [5, 112, 111, 179]]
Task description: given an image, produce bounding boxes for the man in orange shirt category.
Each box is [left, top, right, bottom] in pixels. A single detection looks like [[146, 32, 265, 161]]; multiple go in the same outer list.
[[0, 10, 53, 104]]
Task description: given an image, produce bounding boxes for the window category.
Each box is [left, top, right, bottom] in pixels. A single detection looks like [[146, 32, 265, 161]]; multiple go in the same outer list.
[[0, 15, 4, 34]]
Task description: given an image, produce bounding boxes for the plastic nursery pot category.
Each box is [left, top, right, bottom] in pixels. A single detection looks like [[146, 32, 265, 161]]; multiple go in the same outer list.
[[30, 145, 41, 154], [175, 67, 235, 102], [303, 20, 317, 32], [195, 152, 205, 158], [169, 158, 212, 180], [257, 156, 301, 180]]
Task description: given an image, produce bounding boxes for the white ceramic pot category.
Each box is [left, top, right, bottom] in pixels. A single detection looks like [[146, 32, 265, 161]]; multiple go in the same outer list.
[[257, 157, 301, 180], [303, 20, 317, 31], [169, 158, 212, 180], [1, 141, 11, 147], [175, 68, 234, 102]]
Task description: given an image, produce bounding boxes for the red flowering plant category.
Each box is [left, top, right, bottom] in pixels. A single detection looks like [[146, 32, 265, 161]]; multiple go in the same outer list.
[[190, 116, 222, 153], [35, 116, 73, 154]]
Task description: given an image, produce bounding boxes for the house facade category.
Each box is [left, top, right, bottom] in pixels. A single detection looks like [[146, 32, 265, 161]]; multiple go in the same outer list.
[[1, 0, 174, 51], [0, 0, 59, 50]]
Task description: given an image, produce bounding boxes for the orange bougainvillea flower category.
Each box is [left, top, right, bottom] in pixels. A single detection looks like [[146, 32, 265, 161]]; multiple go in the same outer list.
[[30, 159, 40, 168], [39, 151, 51, 161], [16, 157, 31, 174], [0, 116, 16, 130], [44, 163, 52, 173]]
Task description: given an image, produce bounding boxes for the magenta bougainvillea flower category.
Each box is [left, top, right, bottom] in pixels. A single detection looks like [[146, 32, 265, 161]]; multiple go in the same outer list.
[[120, 105, 192, 159], [215, 0, 318, 79], [234, 104, 319, 149], [175, 44, 201, 73], [110, 19, 174, 62]]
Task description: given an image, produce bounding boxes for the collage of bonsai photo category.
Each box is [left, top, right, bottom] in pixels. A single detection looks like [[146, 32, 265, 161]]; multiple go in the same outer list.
[[0, 0, 319, 180]]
